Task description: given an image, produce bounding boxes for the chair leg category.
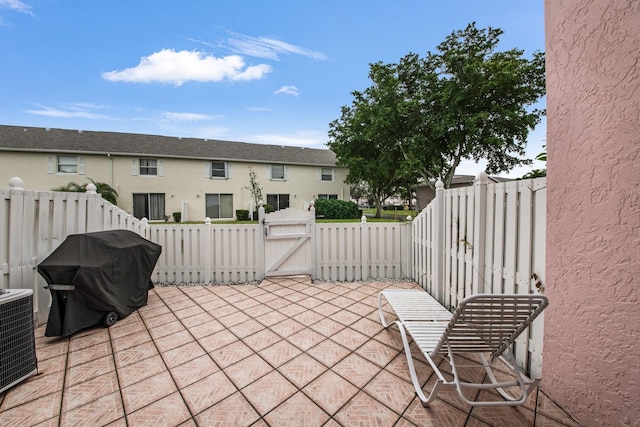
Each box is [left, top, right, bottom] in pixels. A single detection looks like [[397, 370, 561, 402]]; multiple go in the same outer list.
[[377, 292, 392, 328], [394, 321, 444, 407], [446, 346, 533, 406]]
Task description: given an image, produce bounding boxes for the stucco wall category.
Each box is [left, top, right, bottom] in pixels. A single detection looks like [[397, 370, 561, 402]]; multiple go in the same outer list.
[[545, 0, 640, 425]]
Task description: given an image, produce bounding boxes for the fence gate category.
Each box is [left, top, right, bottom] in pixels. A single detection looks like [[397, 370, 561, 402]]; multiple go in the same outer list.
[[260, 206, 315, 278]]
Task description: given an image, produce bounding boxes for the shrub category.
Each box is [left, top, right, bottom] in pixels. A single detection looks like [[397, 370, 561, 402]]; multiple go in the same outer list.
[[172, 212, 181, 222], [236, 210, 250, 221], [314, 199, 360, 219]]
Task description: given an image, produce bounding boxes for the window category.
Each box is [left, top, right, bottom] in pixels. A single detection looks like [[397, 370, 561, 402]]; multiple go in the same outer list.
[[132, 193, 165, 220], [267, 194, 290, 210], [140, 159, 158, 175], [209, 161, 228, 179], [318, 194, 338, 200], [131, 159, 163, 176], [57, 156, 77, 173], [320, 168, 334, 182], [49, 155, 84, 174], [269, 164, 286, 180], [206, 194, 233, 219]]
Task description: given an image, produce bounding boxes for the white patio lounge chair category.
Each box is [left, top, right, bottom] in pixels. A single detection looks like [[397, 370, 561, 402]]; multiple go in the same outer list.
[[378, 289, 549, 407]]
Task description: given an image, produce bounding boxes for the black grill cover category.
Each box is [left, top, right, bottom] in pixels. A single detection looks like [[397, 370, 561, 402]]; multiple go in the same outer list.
[[38, 229, 162, 337]]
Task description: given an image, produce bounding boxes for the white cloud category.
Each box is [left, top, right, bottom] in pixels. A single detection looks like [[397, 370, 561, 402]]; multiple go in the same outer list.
[[25, 103, 113, 120], [0, 0, 33, 15], [274, 85, 299, 96], [247, 106, 271, 112], [224, 32, 327, 61], [102, 49, 272, 86], [161, 111, 221, 122], [194, 126, 232, 139], [250, 130, 327, 148]]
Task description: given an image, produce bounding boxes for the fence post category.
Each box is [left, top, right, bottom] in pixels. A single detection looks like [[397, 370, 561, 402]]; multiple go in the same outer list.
[[433, 180, 445, 303], [8, 178, 25, 290], [360, 215, 368, 280], [308, 201, 316, 280], [203, 218, 212, 283], [257, 201, 266, 280], [472, 171, 489, 294], [404, 217, 412, 279]]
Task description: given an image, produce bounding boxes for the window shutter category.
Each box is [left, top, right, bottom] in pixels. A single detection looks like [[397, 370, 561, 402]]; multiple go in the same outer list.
[[317, 168, 321, 181], [205, 162, 211, 178], [332, 169, 336, 182], [158, 160, 164, 177], [47, 156, 54, 174], [267, 165, 272, 180], [226, 163, 232, 179], [131, 159, 138, 176], [78, 156, 85, 175], [284, 166, 288, 180]]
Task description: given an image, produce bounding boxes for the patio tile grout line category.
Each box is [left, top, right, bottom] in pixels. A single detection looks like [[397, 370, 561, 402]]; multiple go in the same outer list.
[[106, 324, 131, 427], [56, 335, 72, 424], [257, 281, 410, 423], [196, 280, 483, 425], [135, 288, 198, 424], [155, 285, 271, 424]]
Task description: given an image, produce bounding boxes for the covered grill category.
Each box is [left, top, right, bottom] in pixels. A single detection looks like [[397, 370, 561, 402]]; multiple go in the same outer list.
[[38, 229, 162, 337]]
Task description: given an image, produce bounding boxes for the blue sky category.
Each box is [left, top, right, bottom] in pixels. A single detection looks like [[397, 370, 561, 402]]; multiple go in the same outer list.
[[0, 0, 546, 177]]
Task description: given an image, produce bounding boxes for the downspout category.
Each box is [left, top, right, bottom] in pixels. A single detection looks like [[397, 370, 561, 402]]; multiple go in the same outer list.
[[107, 153, 113, 187]]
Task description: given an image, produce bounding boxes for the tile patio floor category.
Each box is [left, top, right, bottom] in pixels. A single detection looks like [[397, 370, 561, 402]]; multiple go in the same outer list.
[[0, 276, 581, 426]]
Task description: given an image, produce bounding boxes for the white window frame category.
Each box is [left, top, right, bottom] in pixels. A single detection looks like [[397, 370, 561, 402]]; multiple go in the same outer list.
[[132, 193, 166, 221], [269, 164, 287, 181], [207, 161, 230, 179], [319, 167, 335, 182], [205, 193, 234, 219], [48, 155, 85, 175], [140, 159, 158, 176], [318, 194, 338, 200], [266, 194, 290, 210], [133, 159, 164, 177]]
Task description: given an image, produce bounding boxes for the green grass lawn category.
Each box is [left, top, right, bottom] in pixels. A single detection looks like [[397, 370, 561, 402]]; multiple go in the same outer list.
[[361, 207, 418, 218], [149, 207, 419, 225], [153, 215, 412, 225]]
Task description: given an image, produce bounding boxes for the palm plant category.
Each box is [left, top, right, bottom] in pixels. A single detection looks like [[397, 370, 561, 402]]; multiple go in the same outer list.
[[52, 178, 118, 205]]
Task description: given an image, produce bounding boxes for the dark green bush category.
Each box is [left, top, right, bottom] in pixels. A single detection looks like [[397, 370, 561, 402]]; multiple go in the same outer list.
[[236, 210, 250, 221], [172, 212, 181, 222], [314, 199, 360, 219]]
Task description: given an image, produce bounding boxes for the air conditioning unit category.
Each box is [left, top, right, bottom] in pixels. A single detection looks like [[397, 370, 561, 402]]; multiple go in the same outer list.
[[0, 289, 38, 393]]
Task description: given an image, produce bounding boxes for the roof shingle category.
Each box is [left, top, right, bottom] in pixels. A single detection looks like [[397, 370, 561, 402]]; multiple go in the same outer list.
[[0, 125, 338, 166]]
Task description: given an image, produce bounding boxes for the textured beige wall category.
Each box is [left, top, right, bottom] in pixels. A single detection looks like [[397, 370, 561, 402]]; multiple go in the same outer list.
[[545, 0, 640, 425], [0, 152, 350, 220]]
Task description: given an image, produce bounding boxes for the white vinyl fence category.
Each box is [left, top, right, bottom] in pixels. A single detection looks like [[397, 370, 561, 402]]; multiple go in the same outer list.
[[2, 174, 546, 376], [412, 173, 547, 376], [0, 177, 411, 325]]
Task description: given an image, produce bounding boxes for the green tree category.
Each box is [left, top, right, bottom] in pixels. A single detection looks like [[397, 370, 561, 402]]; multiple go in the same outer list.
[[52, 178, 118, 205], [329, 22, 546, 193], [244, 167, 263, 210], [328, 62, 414, 218], [399, 23, 546, 188], [521, 145, 547, 178]]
